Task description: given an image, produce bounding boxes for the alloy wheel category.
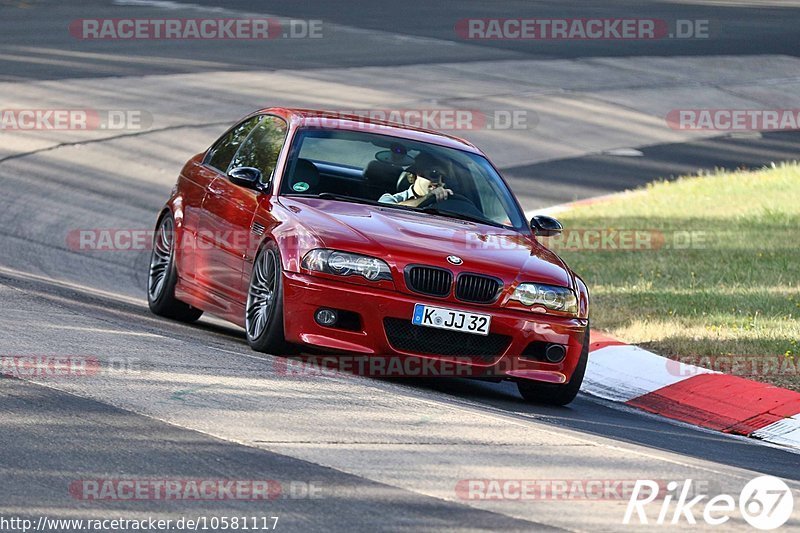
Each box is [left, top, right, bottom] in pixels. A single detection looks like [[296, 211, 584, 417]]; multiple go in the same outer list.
[[246, 249, 278, 339], [148, 215, 174, 301]]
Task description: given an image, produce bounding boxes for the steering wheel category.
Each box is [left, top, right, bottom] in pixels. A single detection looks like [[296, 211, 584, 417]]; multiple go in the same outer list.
[[417, 192, 476, 211]]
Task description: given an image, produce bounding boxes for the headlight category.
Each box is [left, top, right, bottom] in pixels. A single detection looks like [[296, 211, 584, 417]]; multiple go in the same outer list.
[[511, 283, 578, 314], [301, 249, 392, 282]]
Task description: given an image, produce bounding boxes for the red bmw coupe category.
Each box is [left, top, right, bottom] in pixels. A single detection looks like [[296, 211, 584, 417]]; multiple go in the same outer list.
[[148, 108, 590, 405]]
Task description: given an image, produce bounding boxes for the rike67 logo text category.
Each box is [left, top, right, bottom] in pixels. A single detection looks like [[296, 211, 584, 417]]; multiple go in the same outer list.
[[624, 476, 794, 529]]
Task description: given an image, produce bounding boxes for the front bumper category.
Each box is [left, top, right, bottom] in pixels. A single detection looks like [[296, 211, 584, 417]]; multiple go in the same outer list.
[[282, 271, 588, 384]]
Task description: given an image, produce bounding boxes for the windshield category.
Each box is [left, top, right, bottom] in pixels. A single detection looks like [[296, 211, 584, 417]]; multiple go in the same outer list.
[[279, 128, 526, 230]]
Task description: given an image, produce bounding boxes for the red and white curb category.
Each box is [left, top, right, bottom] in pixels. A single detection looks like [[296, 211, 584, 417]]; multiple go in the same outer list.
[[582, 331, 800, 451]]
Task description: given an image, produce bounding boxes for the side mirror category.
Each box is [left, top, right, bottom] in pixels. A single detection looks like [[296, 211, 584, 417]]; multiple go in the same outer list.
[[227, 166, 262, 189], [530, 215, 563, 237]]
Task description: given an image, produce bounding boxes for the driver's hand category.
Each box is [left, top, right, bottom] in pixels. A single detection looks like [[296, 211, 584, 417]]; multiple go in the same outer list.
[[428, 185, 453, 202]]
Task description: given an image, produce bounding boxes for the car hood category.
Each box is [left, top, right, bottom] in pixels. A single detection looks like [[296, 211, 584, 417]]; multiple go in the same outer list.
[[279, 197, 572, 287]]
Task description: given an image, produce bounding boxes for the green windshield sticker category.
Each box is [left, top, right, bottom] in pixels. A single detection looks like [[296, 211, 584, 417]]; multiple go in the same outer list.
[[293, 181, 310, 192]]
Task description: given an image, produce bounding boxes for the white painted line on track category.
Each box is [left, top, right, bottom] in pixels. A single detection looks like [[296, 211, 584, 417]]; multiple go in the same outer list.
[[0, 265, 144, 307], [601, 148, 644, 157], [43, 324, 164, 337]]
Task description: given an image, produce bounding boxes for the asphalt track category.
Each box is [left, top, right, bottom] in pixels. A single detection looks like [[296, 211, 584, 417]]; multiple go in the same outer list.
[[1, 1, 799, 531]]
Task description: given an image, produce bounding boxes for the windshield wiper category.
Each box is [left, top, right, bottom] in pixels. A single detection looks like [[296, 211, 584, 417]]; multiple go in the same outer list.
[[289, 192, 383, 207], [289, 192, 424, 214], [418, 206, 503, 228]]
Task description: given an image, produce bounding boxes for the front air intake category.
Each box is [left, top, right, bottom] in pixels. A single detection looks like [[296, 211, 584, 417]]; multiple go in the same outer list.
[[405, 265, 452, 297], [455, 273, 502, 304]]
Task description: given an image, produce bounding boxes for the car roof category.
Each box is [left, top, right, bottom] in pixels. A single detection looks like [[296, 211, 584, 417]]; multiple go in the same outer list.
[[256, 107, 483, 155]]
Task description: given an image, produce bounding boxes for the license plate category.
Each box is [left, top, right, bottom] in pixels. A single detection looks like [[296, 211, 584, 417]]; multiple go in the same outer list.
[[412, 303, 491, 336]]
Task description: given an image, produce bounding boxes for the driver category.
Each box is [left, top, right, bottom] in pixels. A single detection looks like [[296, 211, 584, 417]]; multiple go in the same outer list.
[[378, 153, 453, 207]]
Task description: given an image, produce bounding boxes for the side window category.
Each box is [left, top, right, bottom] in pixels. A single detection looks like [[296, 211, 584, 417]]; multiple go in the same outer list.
[[229, 116, 288, 180], [206, 116, 262, 173]]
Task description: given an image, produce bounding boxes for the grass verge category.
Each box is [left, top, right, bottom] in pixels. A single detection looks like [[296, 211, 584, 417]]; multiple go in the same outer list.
[[548, 162, 800, 391]]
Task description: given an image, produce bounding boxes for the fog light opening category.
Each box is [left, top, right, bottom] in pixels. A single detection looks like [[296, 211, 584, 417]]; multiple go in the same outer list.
[[315, 308, 338, 327], [544, 344, 566, 363]]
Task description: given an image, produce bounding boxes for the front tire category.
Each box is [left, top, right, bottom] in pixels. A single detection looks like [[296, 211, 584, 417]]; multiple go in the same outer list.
[[245, 242, 287, 353], [147, 212, 203, 323], [517, 328, 589, 406]]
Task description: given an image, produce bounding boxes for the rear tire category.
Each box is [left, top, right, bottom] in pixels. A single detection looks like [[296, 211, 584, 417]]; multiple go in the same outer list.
[[517, 328, 589, 406], [147, 212, 203, 323], [245, 242, 287, 354]]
